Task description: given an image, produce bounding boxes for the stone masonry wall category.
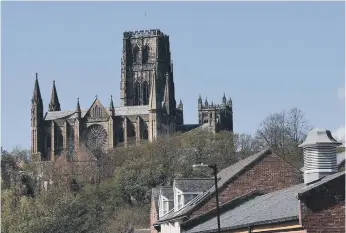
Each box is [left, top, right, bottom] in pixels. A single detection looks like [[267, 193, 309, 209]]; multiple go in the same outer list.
[[190, 153, 303, 218]]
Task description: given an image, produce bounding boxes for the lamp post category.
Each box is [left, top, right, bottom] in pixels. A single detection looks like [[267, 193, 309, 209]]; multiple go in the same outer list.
[[193, 163, 221, 233]]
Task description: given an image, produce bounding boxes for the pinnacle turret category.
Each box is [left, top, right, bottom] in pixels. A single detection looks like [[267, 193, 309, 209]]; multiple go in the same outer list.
[[227, 96, 232, 107], [75, 98, 81, 113], [109, 95, 115, 111], [204, 98, 208, 106], [48, 80, 61, 112], [178, 99, 183, 110], [32, 72, 43, 107], [222, 93, 227, 104]]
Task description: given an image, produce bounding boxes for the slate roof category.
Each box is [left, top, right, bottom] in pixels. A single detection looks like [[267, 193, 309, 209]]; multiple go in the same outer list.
[[45, 110, 88, 121], [160, 187, 174, 200], [156, 149, 273, 223], [300, 152, 345, 172], [182, 183, 305, 233], [133, 229, 150, 233], [175, 179, 214, 193], [298, 171, 345, 197], [44, 105, 149, 121]]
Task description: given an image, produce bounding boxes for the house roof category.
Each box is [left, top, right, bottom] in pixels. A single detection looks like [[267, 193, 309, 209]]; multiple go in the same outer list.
[[300, 152, 345, 172], [133, 229, 150, 233], [156, 148, 273, 223], [174, 178, 214, 193], [160, 187, 174, 200], [297, 171, 345, 198], [182, 183, 305, 233]]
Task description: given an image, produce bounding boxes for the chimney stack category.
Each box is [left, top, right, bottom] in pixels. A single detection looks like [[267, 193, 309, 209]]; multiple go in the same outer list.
[[299, 128, 341, 185]]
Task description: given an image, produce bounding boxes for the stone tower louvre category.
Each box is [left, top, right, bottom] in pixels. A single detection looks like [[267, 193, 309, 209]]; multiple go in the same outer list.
[[30, 29, 234, 161]]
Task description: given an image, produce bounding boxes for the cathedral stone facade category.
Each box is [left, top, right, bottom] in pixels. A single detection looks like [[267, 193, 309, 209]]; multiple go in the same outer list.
[[30, 29, 233, 161]]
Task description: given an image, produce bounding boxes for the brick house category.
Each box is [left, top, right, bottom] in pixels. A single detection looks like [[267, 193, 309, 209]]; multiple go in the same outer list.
[[298, 171, 345, 233], [152, 128, 345, 233], [151, 148, 303, 233], [181, 171, 345, 233]]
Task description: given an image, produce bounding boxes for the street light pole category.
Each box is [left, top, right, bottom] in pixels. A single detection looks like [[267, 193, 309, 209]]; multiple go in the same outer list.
[[210, 164, 221, 233], [193, 163, 221, 233]]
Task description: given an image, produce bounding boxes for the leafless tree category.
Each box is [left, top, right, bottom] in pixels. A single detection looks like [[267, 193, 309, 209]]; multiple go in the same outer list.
[[255, 108, 312, 167]]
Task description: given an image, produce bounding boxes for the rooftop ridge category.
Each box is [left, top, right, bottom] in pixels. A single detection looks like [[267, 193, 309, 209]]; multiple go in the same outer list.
[[174, 178, 214, 180]]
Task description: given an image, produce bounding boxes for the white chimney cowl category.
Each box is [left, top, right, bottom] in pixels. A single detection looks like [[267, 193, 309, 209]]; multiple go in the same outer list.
[[299, 128, 341, 185]]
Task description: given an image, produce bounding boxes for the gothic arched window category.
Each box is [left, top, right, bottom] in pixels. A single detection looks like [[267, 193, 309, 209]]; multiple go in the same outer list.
[[134, 81, 140, 105], [142, 81, 149, 105], [118, 128, 124, 143], [142, 45, 149, 64], [67, 126, 75, 160], [46, 134, 51, 154], [143, 129, 148, 140], [54, 128, 63, 156], [133, 45, 140, 63]]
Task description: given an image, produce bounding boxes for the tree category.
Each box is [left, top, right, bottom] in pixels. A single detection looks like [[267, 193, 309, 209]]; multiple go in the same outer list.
[[255, 108, 312, 168]]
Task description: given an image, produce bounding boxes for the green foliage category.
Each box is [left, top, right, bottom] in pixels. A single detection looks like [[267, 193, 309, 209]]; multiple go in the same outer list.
[[2, 107, 313, 232], [1, 179, 125, 233], [112, 130, 244, 205]]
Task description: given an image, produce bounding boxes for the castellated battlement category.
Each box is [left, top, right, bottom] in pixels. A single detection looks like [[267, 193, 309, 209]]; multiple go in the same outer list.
[[123, 29, 165, 38]]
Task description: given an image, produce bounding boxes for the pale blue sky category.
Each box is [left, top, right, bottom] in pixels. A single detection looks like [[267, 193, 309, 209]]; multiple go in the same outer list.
[[1, 2, 345, 150]]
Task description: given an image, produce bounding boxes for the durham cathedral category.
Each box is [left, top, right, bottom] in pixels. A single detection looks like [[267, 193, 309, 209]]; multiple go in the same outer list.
[[31, 29, 234, 161]]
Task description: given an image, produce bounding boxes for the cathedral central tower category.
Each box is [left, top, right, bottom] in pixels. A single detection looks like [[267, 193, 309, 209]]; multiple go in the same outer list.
[[120, 29, 176, 111]]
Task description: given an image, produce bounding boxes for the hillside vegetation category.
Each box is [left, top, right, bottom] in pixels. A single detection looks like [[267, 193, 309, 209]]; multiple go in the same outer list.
[[1, 108, 313, 233]]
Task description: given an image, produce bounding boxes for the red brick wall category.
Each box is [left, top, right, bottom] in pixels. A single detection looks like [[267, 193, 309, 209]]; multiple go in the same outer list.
[[300, 175, 345, 233], [190, 153, 303, 218], [150, 193, 159, 233], [301, 201, 345, 233]]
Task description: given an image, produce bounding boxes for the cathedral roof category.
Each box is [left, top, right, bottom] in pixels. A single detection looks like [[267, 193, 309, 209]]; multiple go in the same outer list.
[[44, 105, 149, 121]]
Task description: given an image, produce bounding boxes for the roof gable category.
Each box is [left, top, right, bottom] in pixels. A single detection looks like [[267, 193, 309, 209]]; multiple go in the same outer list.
[[160, 187, 174, 200], [174, 179, 214, 193], [85, 99, 109, 119], [156, 149, 275, 223]]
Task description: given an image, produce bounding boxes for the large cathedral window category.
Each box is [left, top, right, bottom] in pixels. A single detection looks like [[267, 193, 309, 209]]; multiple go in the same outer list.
[[54, 128, 63, 156], [133, 45, 140, 63], [134, 81, 141, 105], [142, 81, 149, 105], [46, 134, 51, 155], [83, 124, 108, 158], [118, 127, 124, 143], [67, 126, 75, 161], [142, 45, 149, 64]]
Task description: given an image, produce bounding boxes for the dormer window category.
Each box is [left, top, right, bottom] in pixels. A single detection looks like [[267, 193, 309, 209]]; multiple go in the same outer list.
[[177, 194, 183, 209], [158, 187, 174, 218], [163, 200, 169, 215], [173, 179, 214, 212]]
